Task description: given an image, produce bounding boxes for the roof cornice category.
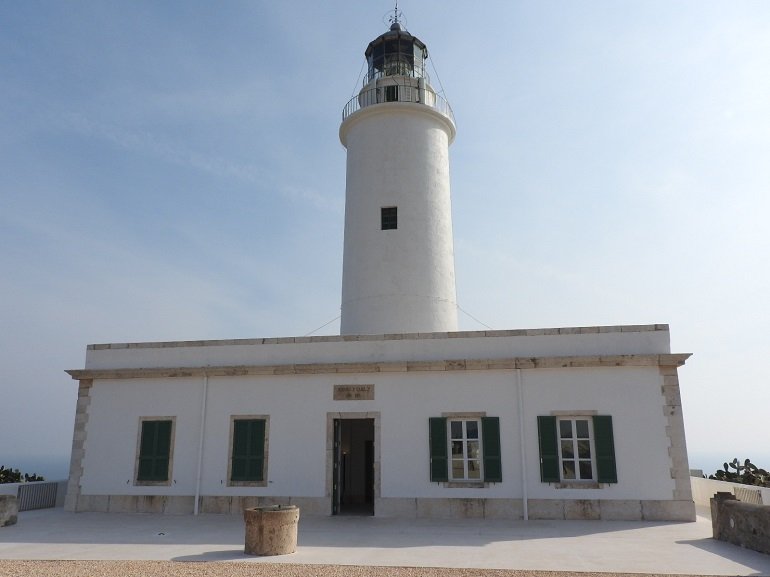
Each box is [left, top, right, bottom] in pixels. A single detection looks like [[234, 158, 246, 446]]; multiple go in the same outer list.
[[66, 353, 691, 381]]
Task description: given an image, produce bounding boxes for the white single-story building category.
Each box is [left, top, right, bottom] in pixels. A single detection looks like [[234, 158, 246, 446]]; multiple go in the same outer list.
[[64, 324, 694, 520]]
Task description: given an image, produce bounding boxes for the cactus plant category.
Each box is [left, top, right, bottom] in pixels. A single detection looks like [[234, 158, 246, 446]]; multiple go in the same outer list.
[[710, 458, 770, 487]]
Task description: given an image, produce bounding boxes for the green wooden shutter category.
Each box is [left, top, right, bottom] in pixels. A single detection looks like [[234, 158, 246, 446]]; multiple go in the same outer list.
[[429, 417, 448, 482], [251, 419, 266, 482], [481, 416, 502, 482], [138, 420, 171, 482], [232, 419, 266, 482], [537, 416, 560, 483], [137, 421, 155, 481], [231, 420, 248, 480], [593, 415, 617, 483]]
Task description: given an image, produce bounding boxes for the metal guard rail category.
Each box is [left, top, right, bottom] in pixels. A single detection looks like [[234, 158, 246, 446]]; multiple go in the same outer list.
[[18, 481, 59, 511], [342, 86, 454, 125]]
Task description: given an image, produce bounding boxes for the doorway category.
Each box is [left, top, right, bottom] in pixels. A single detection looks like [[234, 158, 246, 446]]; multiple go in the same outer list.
[[332, 418, 375, 516]]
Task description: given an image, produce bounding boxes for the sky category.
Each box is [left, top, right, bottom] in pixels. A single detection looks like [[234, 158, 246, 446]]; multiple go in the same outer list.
[[1, 1, 768, 480]]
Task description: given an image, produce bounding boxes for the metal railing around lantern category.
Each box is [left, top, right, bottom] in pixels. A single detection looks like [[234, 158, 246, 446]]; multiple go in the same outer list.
[[342, 86, 454, 125]]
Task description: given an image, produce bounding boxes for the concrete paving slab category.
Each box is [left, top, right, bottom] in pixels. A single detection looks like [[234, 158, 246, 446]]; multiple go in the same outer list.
[[0, 508, 768, 575]]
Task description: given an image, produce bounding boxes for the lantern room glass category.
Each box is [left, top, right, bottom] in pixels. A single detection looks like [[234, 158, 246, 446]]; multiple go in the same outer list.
[[366, 30, 427, 83]]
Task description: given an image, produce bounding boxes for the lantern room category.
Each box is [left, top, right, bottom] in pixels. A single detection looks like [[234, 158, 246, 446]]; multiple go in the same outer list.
[[365, 22, 428, 83]]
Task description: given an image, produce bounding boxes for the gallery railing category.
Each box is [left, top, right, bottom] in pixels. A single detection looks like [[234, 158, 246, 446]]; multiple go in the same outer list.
[[342, 86, 454, 125]]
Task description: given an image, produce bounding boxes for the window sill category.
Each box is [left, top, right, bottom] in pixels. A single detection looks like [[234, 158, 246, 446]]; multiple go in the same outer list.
[[228, 480, 268, 488], [135, 480, 172, 487], [554, 482, 603, 489], [443, 481, 488, 489]]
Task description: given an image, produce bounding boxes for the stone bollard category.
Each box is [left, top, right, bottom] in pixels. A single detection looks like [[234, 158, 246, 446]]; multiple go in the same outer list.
[[710, 491, 736, 540], [0, 495, 19, 527], [243, 505, 299, 556]]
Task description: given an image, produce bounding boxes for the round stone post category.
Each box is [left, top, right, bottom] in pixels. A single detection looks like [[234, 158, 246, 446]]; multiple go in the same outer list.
[[243, 505, 299, 556]]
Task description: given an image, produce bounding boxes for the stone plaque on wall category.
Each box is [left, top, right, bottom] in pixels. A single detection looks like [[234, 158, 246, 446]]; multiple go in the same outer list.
[[333, 384, 374, 401]]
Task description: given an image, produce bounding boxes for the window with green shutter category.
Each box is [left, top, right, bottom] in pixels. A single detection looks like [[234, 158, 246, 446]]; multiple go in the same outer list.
[[429, 416, 502, 484], [537, 414, 617, 484], [136, 419, 173, 483], [230, 417, 268, 485]]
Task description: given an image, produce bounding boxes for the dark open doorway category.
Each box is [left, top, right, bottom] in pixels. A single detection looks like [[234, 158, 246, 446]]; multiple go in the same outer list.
[[333, 418, 375, 516]]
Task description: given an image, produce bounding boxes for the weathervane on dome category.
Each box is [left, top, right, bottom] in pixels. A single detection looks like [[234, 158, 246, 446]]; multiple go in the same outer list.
[[388, 1, 405, 29]]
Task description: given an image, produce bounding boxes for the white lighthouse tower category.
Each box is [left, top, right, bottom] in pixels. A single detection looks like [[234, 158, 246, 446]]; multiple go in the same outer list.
[[339, 17, 458, 335]]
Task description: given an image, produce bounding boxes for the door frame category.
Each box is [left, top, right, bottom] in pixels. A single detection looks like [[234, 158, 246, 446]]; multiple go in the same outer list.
[[326, 412, 380, 515]]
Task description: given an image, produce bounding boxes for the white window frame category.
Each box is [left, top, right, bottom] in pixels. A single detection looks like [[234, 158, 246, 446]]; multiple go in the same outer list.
[[557, 416, 596, 482], [447, 418, 484, 482]]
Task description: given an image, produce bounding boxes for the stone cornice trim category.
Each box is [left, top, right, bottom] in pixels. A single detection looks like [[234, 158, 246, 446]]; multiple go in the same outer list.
[[66, 353, 691, 381], [85, 324, 670, 351]]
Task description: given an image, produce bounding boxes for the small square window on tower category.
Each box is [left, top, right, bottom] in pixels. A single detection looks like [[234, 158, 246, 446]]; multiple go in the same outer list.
[[381, 206, 397, 230]]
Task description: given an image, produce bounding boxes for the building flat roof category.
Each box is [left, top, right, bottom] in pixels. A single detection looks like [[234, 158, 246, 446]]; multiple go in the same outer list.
[[73, 324, 683, 375], [85, 324, 670, 351]]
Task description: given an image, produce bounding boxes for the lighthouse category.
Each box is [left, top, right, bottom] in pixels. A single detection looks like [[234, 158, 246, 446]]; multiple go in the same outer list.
[[339, 19, 458, 335]]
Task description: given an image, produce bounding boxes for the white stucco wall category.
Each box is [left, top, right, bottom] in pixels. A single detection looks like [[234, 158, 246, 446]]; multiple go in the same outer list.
[[521, 366, 675, 500], [78, 362, 676, 502], [80, 377, 204, 495]]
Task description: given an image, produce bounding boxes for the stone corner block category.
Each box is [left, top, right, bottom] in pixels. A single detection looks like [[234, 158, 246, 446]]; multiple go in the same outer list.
[[63, 493, 78, 512]]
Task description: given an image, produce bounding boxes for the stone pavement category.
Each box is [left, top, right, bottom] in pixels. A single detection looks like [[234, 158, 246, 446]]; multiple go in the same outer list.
[[0, 508, 769, 575]]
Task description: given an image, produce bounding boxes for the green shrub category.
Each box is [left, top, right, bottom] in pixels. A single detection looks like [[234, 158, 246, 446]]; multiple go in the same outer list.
[[0, 466, 45, 484]]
